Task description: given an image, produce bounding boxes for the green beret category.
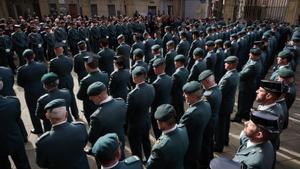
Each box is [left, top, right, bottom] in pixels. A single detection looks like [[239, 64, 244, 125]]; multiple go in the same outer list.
[[152, 58, 165, 67], [154, 104, 176, 121], [206, 27, 212, 32], [277, 50, 291, 59], [214, 39, 223, 45], [292, 36, 300, 41], [224, 56, 239, 63], [205, 40, 215, 46], [22, 49, 34, 58], [133, 48, 144, 57], [0, 76, 2, 80], [250, 48, 261, 55], [250, 110, 279, 133], [92, 133, 120, 159], [253, 41, 262, 46], [132, 66, 146, 76], [183, 81, 201, 94], [151, 44, 160, 51], [41, 72, 58, 85], [198, 70, 214, 81], [44, 99, 66, 111], [87, 82, 107, 96], [174, 54, 186, 63], [277, 68, 294, 78], [193, 48, 204, 56], [260, 80, 283, 93]]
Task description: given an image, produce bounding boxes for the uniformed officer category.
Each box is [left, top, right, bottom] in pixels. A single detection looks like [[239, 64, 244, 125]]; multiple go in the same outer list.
[[35, 99, 89, 169], [204, 40, 217, 71], [50, 42, 74, 91], [0, 66, 16, 96], [171, 54, 189, 121], [232, 110, 279, 169], [164, 40, 177, 76], [270, 50, 293, 81], [180, 81, 212, 169], [187, 48, 206, 82], [109, 55, 131, 101], [233, 48, 262, 122], [151, 58, 173, 139], [28, 26, 45, 62], [214, 39, 225, 82], [215, 56, 239, 151], [256, 80, 285, 150], [143, 32, 155, 63], [77, 55, 109, 123], [146, 104, 189, 169], [198, 70, 222, 168], [87, 82, 127, 159], [131, 48, 148, 73], [74, 41, 90, 83], [127, 66, 155, 161], [116, 34, 131, 69], [36, 72, 79, 132], [187, 30, 203, 70], [0, 28, 16, 71], [98, 38, 115, 75], [162, 26, 173, 55], [17, 49, 47, 134], [0, 77, 31, 169], [53, 21, 68, 55], [68, 23, 80, 56], [44, 25, 56, 60], [11, 24, 28, 66], [148, 44, 162, 83], [92, 133, 143, 169], [176, 31, 190, 58], [130, 33, 145, 61], [277, 68, 296, 113]]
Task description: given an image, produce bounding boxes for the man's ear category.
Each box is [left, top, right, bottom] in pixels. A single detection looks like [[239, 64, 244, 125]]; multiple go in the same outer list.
[[256, 130, 264, 140], [45, 112, 50, 120]]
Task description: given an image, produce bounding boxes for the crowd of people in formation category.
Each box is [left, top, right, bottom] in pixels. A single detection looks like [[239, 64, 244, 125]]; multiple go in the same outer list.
[[0, 13, 299, 169]]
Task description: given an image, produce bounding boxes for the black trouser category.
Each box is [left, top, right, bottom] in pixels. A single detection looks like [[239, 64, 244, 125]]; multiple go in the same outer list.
[[128, 125, 151, 160], [25, 94, 43, 133], [236, 91, 255, 120], [0, 148, 31, 169]]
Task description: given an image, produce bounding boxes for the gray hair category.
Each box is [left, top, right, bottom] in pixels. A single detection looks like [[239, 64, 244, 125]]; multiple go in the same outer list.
[[47, 106, 67, 119]]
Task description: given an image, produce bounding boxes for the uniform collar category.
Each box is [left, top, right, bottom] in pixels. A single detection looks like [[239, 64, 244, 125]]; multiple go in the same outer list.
[[100, 96, 113, 105], [52, 120, 67, 127], [101, 161, 119, 169], [257, 102, 277, 111], [162, 125, 177, 135]]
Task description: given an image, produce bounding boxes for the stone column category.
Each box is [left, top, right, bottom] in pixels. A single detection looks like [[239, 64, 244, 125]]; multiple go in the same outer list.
[[172, 0, 181, 17], [285, 0, 300, 25], [0, 0, 9, 18], [223, 0, 236, 22], [39, 0, 50, 17], [81, 0, 90, 16]]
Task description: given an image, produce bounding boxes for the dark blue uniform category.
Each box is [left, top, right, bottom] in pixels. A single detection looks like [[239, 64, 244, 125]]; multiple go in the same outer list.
[[0, 96, 31, 169], [77, 70, 109, 123], [127, 82, 155, 160], [35, 122, 89, 169], [36, 88, 78, 131], [109, 69, 131, 101], [17, 61, 47, 133]]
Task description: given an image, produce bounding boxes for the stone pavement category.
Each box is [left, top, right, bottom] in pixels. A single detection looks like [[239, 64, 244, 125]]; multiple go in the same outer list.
[[10, 66, 300, 169]]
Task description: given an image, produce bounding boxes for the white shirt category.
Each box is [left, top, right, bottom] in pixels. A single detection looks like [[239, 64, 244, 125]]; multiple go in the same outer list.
[[257, 103, 276, 111], [52, 120, 67, 127]]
